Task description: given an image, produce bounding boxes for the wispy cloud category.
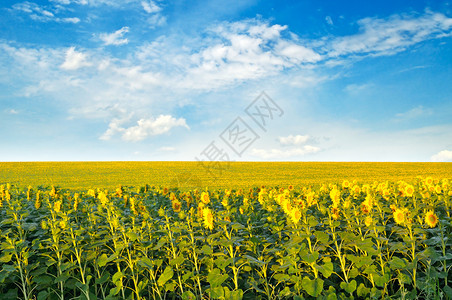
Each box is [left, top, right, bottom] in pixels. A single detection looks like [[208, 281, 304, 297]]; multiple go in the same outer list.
[[99, 27, 130, 46], [325, 11, 452, 58], [431, 150, 452, 162], [12, 1, 80, 23], [394, 105, 433, 121]]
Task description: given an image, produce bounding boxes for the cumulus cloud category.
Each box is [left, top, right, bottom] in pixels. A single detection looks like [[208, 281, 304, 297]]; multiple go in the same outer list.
[[278, 134, 310, 146], [99, 27, 130, 46], [431, 150, 452, 162], [100, 115, 189, 142], [251, 145, 320, 159], [60, 47, 91, 70]]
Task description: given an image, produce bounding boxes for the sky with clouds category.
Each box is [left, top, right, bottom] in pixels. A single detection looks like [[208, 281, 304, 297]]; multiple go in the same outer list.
[[1, 0, 452, 162]]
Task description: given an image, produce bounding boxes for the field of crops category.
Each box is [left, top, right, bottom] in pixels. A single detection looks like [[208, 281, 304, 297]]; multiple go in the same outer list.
[[1, 175, 451, 299], [1, 162, 452, 190]]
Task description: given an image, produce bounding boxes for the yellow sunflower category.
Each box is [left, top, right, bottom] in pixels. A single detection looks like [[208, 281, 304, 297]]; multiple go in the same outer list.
[[425, 211, 439, 228], [290, 207, 301, 224], [393, 208, 405, 225], [202, 208, 214, 230], [172, 200, 182, 213], [404, 185, 414, 197], [200, 192, 210, 204]]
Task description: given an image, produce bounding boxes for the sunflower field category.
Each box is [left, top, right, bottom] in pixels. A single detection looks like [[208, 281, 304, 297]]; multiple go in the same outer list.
[[0, 177, 451, 299]]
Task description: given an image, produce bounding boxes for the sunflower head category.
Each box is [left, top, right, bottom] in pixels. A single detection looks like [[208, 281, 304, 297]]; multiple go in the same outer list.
[[200, 192, 210, 204], [404, 185, 414, 197], [202, 208, 214, 230], [172, 200, 182, 213], [425, 211, 439, 228], [290, 207, 301, 224], [393, 208, 405, 225]]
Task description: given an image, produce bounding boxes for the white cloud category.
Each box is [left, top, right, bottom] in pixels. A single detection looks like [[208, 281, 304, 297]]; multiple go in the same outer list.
[[61, 17, 80, 23], [278, 134, 310, 146], [431, 150, 452, 162], [326, 11, 452, 57], [395, 105, 433, 120], [60, 47, 91, 70], [251, 145, 320, 159], [99, 27, 130, 46], [141, 0, 161, 13], [101, 115, 189, 142]]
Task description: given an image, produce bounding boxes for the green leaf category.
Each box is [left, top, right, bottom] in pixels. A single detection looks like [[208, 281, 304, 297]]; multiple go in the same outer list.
[[357, 283, 370, 297], [374, 273, 390, 287], [340, 280, 357, 294], [33, 275, 53, 285], [153, 237, 166, 250], [224, 287, 243, 300], [0, 254, 12, 263], [210, 286, 225, 299], [301, 251, 319, 264], [157, 266, 173, 286], [95, 272, 111, 285], [112, 271, 123, 284], [314, 231, 329, 244], [389, 257, 407, 269], [181, 290, 196, 300], [443, 285, 452, 298], [317, 260, 334, 278], [302, 277, 324, 297], [97, 254, 108, 267], [207, 268, 228, 288], [243, 255, 265, 266], [126, 231, 138, 241]]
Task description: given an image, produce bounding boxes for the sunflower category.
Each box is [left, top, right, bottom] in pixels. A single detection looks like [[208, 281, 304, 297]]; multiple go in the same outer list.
[[393, 208, 405, 225], [200, 192, 210, 204], [290, 207, 301, 224], [172, 200, 182, 213], [425, 211, 439, 228], [364, 216, 372, 227], [202, 208, 214, 230], [404, 185, 414, 197], [342, 180, 350, 189], [54, 200, 62, 213], [331, 207, 340, 220], [435, 185, 442, 194]]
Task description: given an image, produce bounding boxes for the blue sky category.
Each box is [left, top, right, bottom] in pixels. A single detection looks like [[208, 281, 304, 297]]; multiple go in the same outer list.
[[1, 0, 452, 162]]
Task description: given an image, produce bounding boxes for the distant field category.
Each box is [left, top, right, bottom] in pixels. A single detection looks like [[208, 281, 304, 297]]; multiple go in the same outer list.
[[1, 161, 451, 190]]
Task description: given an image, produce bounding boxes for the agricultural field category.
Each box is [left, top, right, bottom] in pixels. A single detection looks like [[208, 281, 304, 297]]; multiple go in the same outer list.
[[0, 171, 451, 299], [1, 161, 452, 190]]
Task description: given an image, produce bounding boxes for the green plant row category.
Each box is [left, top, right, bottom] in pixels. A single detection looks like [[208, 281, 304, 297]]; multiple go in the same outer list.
[[0, 178, 451, 299]]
